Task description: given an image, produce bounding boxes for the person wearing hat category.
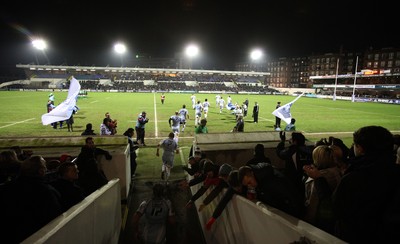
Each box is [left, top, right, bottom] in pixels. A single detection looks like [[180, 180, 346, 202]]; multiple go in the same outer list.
[[135, 111, 149, 146]]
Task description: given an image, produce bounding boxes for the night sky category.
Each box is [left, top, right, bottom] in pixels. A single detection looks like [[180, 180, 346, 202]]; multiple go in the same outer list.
[[1, 0, 398, 71]]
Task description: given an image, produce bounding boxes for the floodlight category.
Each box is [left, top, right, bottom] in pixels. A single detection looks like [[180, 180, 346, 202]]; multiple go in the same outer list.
[[32, 39, 47, 50], [250, 49, 262, 61], [186, 44, 199, 58], [114, 43, 126, 54]]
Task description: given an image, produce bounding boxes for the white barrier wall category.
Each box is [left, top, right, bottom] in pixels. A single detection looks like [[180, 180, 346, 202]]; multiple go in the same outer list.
[[22, 179, 122, 244], [191, 184, 346, 244], [98, 144, 131, 199]]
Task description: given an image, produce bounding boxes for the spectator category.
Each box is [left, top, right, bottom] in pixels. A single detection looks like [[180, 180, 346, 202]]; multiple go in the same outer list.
[[50, 162, 85, 212], [156, 132, 179, 183], [0, 150, 22, 183], [132, 183, 175, 243], [276, 131, 313, 197], [246, 144, 272, 166], [74, 137, 111, 196], [232, 114, 244, 132], [0, 155, 63, 243], [81, 123, 96, 136], [123, 128, 139, 177], [100, 117, 113, 136], [197, 163, 233, 212], [10, 145, 32, 161], [330, 126, 400, 242], [302, 145, 341, 234], [135, 111, 149, 146], [105, 112, 118, 135], [60, 154, 73, 164], [238, 163, 305, 219], [285, 118, 296, 131], [182, 155, 201, 177], [45, 159, 61, 183], [185, 160, 221, 209]]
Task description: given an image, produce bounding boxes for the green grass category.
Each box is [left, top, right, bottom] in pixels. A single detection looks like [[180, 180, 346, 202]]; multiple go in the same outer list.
[[1, 90, 399, 181], [1, 91, 399, 139]]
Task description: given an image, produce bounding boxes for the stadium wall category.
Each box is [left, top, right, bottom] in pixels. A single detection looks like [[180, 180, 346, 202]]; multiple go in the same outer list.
[[22, 179, 121, 244]]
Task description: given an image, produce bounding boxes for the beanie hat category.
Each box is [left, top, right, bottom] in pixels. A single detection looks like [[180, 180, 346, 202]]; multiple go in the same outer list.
[[60, 154, 72, 163], [219, 163, 233, 176]]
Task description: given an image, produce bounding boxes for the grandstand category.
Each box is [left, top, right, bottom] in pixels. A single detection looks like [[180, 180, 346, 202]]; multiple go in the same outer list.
[[0, 64, 282, 94], [310, 69, 400, 100]]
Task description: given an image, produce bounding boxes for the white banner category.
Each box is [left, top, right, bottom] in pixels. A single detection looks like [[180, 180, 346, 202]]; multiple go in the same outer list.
[[41, 77, 81, 125], [272, 93, 304, 124]]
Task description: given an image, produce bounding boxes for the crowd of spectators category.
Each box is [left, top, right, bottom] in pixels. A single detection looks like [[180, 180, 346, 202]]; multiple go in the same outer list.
[[0, 138, 113, 243], [182, 125, 400, 243]]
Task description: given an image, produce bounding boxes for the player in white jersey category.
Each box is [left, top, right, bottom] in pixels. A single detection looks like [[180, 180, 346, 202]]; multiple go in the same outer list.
[[190, 94, 196, 109], [219, 96, 226, 113], [194, 100, 203, 126], [215, 94, 221, 107], [202, 98, 210, 119], [156, 132, 179, 182], [178, 104, 189, 132], [169, 111, 181, 134], [227, 95, 232, 104]]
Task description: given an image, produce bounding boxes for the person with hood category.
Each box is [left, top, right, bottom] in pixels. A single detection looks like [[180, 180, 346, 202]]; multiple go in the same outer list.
[[81, 123, 96, 136], [246, 144, 272, 166]]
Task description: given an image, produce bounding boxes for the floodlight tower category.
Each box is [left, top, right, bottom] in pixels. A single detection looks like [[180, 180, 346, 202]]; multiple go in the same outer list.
[[114, 42, 127, 67], [32, 39, 47, 65], [185, 44, 199, 69]]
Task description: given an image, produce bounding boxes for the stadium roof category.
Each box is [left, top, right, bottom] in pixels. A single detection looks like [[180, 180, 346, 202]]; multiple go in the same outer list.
[[16, 64, 270, 77]]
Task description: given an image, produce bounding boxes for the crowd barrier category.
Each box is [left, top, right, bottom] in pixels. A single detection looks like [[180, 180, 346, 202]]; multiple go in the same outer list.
[[22, 179, 122, 244], [190, 181, 346, 244], [191, 132, 346, 243]]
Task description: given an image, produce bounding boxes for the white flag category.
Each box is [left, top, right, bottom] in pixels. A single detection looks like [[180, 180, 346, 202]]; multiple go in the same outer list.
[[272, 92, 304, 124], [41, 77, 81, 125]]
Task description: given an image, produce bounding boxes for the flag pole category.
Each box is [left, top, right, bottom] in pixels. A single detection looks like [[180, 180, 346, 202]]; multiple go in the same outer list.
[[333, 58, 339, 101], [351, 56, 358, 102]]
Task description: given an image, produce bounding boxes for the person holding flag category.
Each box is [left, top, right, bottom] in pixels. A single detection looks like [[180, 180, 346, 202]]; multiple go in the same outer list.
[[42, 76, 81, 127], [272, 92, 304, 129]]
